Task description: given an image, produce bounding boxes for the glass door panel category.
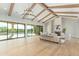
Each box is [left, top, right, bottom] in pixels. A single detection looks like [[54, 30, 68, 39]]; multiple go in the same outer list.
[[12, 24, 18, 38], [8, 23, 17, 39], [8, 23, 12, 39], [0, 22, 7, 40], [18, 24, 25, 37], [27, 25, 34, 37], [8, 23, 18, 39], [34, 25, 43, 35]]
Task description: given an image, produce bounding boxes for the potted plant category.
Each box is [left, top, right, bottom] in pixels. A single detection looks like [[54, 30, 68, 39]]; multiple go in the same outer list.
[[62, 28, 66, 34]]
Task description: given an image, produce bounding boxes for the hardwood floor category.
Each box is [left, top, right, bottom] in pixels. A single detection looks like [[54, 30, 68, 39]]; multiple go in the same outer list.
[[0, 36, 79, 56]]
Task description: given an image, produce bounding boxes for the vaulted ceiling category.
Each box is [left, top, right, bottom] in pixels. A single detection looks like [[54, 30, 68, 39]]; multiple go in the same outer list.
[[0, 3, 79, 23]]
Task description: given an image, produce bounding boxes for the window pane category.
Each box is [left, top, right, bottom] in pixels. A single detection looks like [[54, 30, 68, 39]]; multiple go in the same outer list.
[[34, 25, 43, 35], [8, 23, 17, 38], [18, 24, 25, 37], [8, 23, 12, 38], [13, 24, 18, 38], [27, 25, 35, 37], [0, 22, 7, 40]]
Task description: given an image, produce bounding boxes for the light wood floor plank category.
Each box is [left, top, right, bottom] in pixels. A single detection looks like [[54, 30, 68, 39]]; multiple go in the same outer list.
[[0, 36, 79, 56]]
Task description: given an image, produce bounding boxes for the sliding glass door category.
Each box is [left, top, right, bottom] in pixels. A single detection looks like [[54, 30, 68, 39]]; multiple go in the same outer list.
[[0, 21, 25, 41], [26, 25, 43, 37], [18, 24, 25, 37], [12, 24, 18, 38], [27, 25, 34, 37], [8, 23, 18, 39], [8, 23, 13, 39], [0, 22, 7, 40], [0, 21, 43, 41], [34, 25, 43, 35]]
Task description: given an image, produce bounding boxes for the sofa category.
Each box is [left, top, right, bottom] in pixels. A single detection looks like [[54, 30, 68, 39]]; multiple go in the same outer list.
[[40, 32, 65, 44]]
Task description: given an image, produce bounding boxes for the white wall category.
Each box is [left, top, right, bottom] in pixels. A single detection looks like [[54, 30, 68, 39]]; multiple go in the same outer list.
[[43, 16, 62, 34], [73, 21, 79, 38], [53, 16, 62, 32], [62, 17, 79, 38], [43, 22, 51, 33], [43, 16, 79, 39]]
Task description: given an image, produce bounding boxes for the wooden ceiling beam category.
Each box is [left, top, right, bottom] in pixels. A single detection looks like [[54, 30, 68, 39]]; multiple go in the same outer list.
[[8, 3, 15, 16], [48, 4, 79, 8], [43, 16, 56, 23], [59, 15, 77, 18], [39, 3, 57, 16], [23, 3, 36, 19], [38, 13, 52, 22], [55, 12, 79, 14], [32, 9, 45, 21], [29, 3, 36, 10]]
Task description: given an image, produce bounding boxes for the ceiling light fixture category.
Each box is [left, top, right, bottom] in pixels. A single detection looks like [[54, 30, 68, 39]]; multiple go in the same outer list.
[[22, 4, 36, 19]]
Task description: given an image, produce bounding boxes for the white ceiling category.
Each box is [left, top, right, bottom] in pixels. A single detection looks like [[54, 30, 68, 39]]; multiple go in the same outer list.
[[51, 8, 79, 12], [36, 10, 50, 20], [45, 3, 73, 6], [0, 3, 79, 23], [45, 3, 79, 16]]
